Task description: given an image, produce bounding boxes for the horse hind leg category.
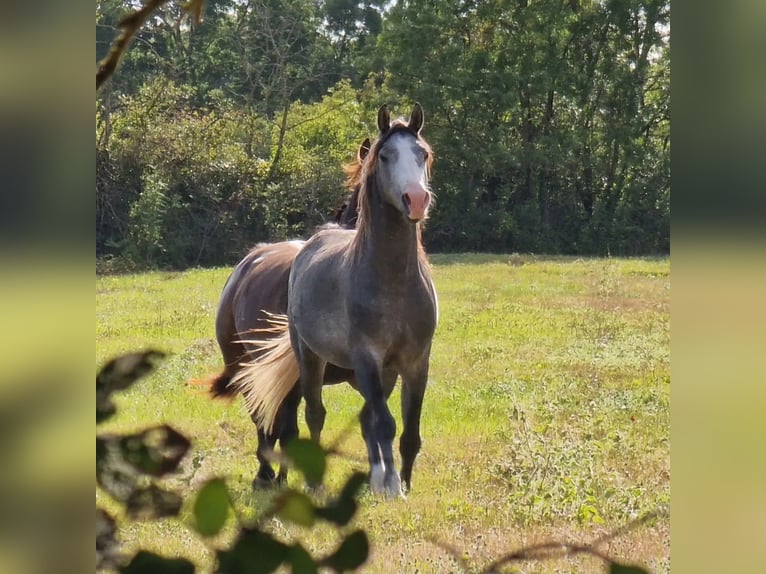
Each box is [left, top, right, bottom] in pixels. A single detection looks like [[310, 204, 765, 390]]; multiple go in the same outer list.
[[252, 419, 277, 488], [251, 379, 302, 488], [275, 384, 302, 483]]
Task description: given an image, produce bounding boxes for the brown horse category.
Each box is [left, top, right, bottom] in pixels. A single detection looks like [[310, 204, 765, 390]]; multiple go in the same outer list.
[[230, 104, 437, 497], [201, 139, 370, 486], [334, 137, 370, 227]]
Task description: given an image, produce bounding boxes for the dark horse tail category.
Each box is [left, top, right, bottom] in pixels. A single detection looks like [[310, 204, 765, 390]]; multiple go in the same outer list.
[[190, 368, 238, 399]]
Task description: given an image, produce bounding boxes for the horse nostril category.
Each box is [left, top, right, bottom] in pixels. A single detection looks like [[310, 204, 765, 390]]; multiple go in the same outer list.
[[403, 193, 412, 208]]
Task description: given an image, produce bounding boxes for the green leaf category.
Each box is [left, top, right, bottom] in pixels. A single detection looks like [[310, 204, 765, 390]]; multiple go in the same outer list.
[[125, 485, 183, 520], [217, 529, 288, 574], [96, 436, 109, 468], [275, 490, 316, 527], [193, 478, 230, 537], [283, 438, 326, 484], [97, 508, 120, 571], [96, 444, 137, 501], [97, 350, 165, 391], [320, 530, 369, 572], [97, 425, 190, 502], [288, 543, 318, 574], [121, 425, 191, 476], [120, 550, 195, 574], [609, 563, 650, 574], [338, 472, 368, 500], [316, 497, 356, 526], [97, 350, 165, 423], [316, 472, 366, 526]]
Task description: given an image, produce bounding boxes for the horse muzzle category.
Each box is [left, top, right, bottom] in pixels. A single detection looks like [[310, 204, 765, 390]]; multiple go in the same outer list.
[[402, 184, 431, 221]]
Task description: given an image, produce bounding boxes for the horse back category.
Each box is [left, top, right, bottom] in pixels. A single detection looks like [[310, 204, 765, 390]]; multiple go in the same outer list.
[[217, 241, 304, 364]]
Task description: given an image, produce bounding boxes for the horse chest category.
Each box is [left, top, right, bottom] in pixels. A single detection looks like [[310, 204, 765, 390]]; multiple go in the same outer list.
[[350, 280, 436, 353]]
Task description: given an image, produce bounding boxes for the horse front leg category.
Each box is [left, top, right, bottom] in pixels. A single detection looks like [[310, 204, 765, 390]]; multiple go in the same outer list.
[[399, 361, 429, 492], [355, 359, 401, 497]]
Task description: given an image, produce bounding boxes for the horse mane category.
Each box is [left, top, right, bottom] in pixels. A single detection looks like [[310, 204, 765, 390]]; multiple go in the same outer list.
[[342, 156, 365, 192], [335, 138, 371, 227], [352, 120, 434, 262], [334, 158, 364, 227]]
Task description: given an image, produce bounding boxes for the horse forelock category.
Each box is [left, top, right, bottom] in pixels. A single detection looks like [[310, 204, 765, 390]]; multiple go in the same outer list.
[[353, 122, 433, 260]]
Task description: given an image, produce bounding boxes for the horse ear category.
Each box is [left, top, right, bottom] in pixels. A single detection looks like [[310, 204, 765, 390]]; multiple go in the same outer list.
[[409, 102, 424, 134], [358, 137, 371, 162], [377, 104, 390, 133]]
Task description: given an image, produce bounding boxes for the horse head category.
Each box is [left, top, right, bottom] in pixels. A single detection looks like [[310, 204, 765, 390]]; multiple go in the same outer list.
[[369, 103, 433, 222]]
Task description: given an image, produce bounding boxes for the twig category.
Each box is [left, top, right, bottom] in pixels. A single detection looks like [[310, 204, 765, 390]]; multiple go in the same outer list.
[[97, 0, 171, 90], [428, 538, 472, 573], [480, 508, 667, 573], [480, 540, 612, 573], [96, 0, 206, 90], [589, 506, 668, 548], [429, 507, 668, 574]]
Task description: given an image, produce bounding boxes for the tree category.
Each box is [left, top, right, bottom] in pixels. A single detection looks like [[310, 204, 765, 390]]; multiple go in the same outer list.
[[96, 0, 670, 267], [378, 0, 670, 253]]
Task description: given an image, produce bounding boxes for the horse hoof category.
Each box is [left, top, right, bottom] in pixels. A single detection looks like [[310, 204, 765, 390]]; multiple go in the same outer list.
[[384, 474, 404, 499], [370, 464, 386, 495], [369, 465, 404, 498]]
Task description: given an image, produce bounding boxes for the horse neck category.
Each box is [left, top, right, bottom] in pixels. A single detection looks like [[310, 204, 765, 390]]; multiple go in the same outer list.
[[358, 184, 422, 279]]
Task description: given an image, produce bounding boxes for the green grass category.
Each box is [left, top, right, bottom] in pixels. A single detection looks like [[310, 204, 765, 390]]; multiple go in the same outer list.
[[96, 254, 670, 573]]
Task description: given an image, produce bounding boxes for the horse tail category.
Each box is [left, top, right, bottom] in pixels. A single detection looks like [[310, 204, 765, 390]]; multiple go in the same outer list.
[[229, 314, 299, 434], [188, 369, 238, 399], [210, 371, 237, 398]]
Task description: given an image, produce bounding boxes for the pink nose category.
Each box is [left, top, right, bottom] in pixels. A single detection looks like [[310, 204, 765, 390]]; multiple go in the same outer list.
[[402, 184, 430, 221]]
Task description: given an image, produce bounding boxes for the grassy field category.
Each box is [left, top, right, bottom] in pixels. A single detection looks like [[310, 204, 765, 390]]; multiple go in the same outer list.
[[96, 254, 670, 573]]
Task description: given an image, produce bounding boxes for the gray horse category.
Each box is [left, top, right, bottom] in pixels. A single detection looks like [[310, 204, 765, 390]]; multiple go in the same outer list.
[[198, 139, 370, 487], [232, 104, 437, 497]]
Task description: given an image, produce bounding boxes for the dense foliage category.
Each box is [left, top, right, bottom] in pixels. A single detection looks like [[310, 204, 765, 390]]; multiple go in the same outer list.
[[97, 0, 669, 268], [97, 350, 372, 573]]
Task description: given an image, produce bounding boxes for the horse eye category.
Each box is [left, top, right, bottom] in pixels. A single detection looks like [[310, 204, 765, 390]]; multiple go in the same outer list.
[[379, 153, 389, 163]]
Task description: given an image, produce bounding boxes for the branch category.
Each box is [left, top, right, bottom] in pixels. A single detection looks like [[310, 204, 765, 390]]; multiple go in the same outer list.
[[479, 540, 613, 573], [97, 0, 170, 90], [429, 507, 668, 574], [96, 0, 206, 90]]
